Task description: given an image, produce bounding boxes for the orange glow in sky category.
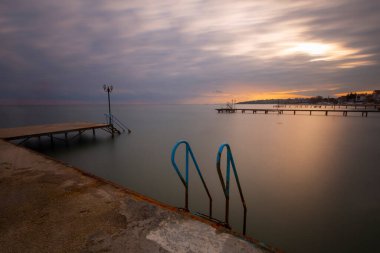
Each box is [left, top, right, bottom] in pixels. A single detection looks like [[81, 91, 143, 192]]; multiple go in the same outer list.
[[183, 90, 312, 104], [242, 92, 311, 101], [1, 1, 379, 105], [334, 90, 374, 97]]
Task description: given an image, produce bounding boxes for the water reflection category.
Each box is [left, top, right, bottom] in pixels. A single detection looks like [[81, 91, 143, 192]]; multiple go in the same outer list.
[[1, 104, 380, 253]]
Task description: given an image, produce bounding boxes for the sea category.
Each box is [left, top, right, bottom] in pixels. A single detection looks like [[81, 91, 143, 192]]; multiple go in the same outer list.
[[1, 104, 379, 253]]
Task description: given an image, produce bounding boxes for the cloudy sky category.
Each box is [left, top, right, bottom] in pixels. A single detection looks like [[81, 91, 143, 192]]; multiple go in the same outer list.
[[1, 0, 379, 104]]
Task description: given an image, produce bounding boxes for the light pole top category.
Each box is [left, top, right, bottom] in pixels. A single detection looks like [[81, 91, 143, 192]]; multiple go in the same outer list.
[[103, 84, 113, 92]]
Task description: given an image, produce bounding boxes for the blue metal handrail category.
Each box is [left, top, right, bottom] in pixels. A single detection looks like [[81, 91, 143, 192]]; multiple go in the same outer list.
[[104, 114, 132, 133], [171, 140, 212, 217], [216, 143, 247, 235]]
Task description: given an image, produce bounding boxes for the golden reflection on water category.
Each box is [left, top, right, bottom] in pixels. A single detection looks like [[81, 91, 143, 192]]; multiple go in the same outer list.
[[5, 104, 379, 253]]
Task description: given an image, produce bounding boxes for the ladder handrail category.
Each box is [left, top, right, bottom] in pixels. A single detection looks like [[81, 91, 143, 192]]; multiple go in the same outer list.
[[216, 143, 247, 235], [104, 114, 132, 133], [171, 140, 213, 217]]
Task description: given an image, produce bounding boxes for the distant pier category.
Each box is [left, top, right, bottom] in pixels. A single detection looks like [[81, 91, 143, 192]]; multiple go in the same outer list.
[[272, 104, 380, 110], [216, 108, 380, 117]]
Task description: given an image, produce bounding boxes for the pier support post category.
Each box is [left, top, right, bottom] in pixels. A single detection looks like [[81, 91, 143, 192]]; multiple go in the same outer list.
[[65, 132, 68, 146], [50, 134, 54, 148]]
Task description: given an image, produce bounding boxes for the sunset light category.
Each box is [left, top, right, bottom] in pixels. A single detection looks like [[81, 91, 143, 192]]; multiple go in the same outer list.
[[1, 1, 380, 253], [286, 42, 332, 56], [0, 0, 378, 104], [334, 90, 374, 97]]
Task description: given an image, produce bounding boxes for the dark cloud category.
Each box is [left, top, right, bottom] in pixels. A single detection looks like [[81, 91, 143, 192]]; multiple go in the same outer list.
[[0, 0, 379, 104]]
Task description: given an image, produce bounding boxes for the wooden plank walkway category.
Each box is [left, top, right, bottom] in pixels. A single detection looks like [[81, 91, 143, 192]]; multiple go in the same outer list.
[[216, 108, 380, 117], [0, 122, 115, 141]]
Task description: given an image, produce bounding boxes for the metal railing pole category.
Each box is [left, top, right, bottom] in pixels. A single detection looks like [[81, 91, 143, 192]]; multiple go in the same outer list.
[[185, 144, 189, 210], [171, 140, 212, 217], [107, 91, 112, 125], [216, 143, 247, 235]]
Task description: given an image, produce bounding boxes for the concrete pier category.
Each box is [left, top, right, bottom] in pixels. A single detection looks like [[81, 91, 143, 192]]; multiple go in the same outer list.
[[0, 140, 276, 253]]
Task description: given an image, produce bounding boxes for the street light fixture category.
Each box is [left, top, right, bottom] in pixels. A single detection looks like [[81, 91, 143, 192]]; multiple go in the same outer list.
[[103, 84, 113, 125]]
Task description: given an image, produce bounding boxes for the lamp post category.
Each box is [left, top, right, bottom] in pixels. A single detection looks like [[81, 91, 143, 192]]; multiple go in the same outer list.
[[103, 84, 113, 125]]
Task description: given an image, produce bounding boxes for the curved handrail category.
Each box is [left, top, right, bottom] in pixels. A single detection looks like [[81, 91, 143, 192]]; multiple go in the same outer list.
[[104, 114, 132, 133], [216, 143, 247, 235], [171, 140, 213, 217]]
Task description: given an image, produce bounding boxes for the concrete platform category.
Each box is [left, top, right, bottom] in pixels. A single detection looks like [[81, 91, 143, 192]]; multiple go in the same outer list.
[[0, 140, 277, 253]]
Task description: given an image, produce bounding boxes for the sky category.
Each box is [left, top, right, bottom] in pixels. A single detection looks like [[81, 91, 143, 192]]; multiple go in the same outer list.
[[1, 0, 379, 104]]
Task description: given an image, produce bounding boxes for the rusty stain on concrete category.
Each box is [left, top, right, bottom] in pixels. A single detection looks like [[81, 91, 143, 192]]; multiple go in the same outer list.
[[0, 140, 278, 252]]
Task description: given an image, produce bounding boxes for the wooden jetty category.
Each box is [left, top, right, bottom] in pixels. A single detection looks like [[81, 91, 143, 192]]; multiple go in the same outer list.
[[0, 122, 121, 144], [216, 108, 380, 117]]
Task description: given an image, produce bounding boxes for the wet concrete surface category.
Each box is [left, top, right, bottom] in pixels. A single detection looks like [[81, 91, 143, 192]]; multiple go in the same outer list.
[[0, 140, 276, 253]]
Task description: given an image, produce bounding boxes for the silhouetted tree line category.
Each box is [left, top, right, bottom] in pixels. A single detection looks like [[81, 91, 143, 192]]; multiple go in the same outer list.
[[238, 90, 380, 104]]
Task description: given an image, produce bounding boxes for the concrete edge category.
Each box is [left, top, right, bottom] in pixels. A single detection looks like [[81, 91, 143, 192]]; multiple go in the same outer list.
[[5, 140, 283, 253]]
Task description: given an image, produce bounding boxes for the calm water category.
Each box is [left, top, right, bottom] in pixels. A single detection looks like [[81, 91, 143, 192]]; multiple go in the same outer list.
[[1, 104, 380, 253]]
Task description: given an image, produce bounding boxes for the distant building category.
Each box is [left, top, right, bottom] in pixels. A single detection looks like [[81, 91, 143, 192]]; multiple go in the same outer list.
[[373, 90, 380, 102], [356, 94, 367, 103]]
